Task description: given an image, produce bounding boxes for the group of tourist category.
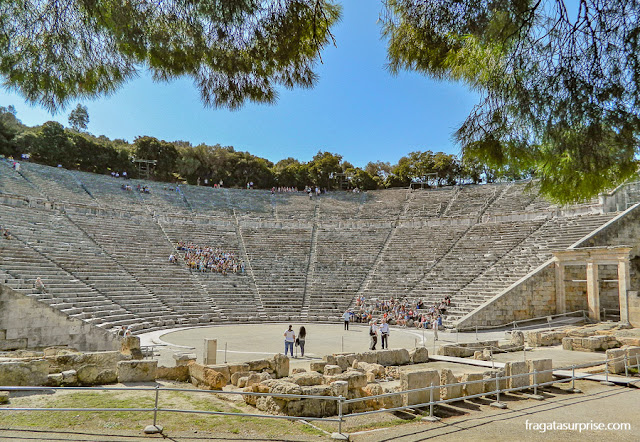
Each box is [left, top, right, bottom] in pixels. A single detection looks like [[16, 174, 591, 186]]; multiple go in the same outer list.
[[270, 186, 299, 194], [175, 242, 245, 275], [120, 183, 151, 193], [344, 294, 452, 332], [110, 171, 129, 179]]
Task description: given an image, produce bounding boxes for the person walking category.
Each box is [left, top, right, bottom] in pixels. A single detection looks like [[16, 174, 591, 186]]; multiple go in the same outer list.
[[284, 325, 296, 357], [297, 326, 306, 357], [342, 310, 351, 330], [380, 318, 389, 349], [432, 317, 439, 341], [369, 320, 378, 350]]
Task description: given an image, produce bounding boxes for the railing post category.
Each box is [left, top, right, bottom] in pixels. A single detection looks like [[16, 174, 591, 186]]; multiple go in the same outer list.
[[533, 370, 538, 396], [624, 354, 629, 378], [601, 354, 614, 386], [429, 383, 434, 418], [144, 385, 163, 434], [572, 365, 576, 390], [153, 385, 159, 427], [338, 395, 344, 435], [475, 326, 478, 341], [490, 374, 506, 409]]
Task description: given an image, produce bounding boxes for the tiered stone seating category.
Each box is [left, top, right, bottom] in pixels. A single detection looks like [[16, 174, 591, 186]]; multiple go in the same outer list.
[[361, 224, 470, 300], [71, 170, 144, 212], [453, 213, 618, 318], [70, 213, 222, 324], [0, 161, 629, 331], [17, 162, 98, 206], [0, 209, 137, 330], [0, 204, 180, 331], [0, 159, 45, 199], [230, 189, 274, 219], [483, 182, 543, 216], [178, 186, 233, 216], [401, 187, 456, 218], [316, 192, 366, 221], [136, 183, 192, 214], [443, 185, 500, 218], [268, 192, 316, 220], [356, 188, 406, 219], [240, 226, 312, 317], [160, 220, 263, 320], [306, 227, 389, 318], [410, 220, 546, 304]]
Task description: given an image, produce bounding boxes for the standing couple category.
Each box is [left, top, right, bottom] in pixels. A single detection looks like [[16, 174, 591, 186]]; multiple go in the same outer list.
[[284, 325, 307, 357], [369, 319, 389, 350]]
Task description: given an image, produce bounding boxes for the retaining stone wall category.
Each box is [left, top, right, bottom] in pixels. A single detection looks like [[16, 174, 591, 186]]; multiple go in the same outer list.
[[0, 285, 120, 351]]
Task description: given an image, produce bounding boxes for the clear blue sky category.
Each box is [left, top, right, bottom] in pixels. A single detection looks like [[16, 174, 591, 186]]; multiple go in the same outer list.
[[0, 0, 478, 168]]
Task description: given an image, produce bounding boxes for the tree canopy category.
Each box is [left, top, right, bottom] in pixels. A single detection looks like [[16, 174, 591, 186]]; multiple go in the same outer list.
[[3, 1, 636, 201], [0, 0, 341, 111], [383, 0, 640, 203], [68, 104, 89, 131]]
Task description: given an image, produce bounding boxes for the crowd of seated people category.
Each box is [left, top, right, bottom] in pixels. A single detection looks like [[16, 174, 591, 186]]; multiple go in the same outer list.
[[270, 186, 299, 194], [175, 242, 245, 275], [348, 295, 451, 329]]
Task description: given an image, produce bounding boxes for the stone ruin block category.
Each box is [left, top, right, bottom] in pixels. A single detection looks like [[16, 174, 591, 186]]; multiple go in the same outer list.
[[606, 349, 626, 374], [310, 361, 327, 373], [246, 372, 272, 388], [510, 330, 525, 347], [483, 369, 507, 393], [47, 351, 125, 374], [120, 336, 143, 360], [324, 364, 342, 376], [0, 391, 8, 404], [77, 365, 118, 386], [625, 346, 640, 367], [334, 355, 350, 371], [440, 369, 463, 401], [188, 363, 227, 390], [247, 358, 271, 372], [324, 370, 367, 390], [270, 354, 289, 379], [461, 373, 484, 397], [228, 363, 250, 376], [117, 360, 158, 383], [400, 369, 439, 407], [376, 349, 410, 366], [353, 351, 378, 364], [173, 353, 197, 366], [409, 347, 429, 364], [156, 365, 190, 382], [231, 371, 252, 386], [504, 361, 529, 390], [46, 373, 63, 387], [527, 359, 553, 385], [290, 371, 324, 386]]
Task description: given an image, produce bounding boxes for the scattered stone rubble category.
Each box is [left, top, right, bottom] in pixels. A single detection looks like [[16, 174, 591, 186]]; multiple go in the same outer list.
[[0, 338, 570, 416], [527, 323, 640, 354]]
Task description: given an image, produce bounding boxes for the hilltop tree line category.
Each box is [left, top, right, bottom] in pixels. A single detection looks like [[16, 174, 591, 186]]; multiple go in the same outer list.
[[0, 105, 527, 190]]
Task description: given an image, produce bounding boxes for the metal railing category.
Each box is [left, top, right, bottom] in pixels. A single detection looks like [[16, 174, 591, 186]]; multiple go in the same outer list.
[[1, 354, 639, 437]]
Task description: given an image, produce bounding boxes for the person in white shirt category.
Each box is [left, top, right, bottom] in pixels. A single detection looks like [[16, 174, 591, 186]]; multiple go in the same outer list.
[[380, 319, 390, 349], [284, 325, 296, 357], [432, 317, 439, 341], [369, 321, 378, 350], [342, 310, 351, 330]]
